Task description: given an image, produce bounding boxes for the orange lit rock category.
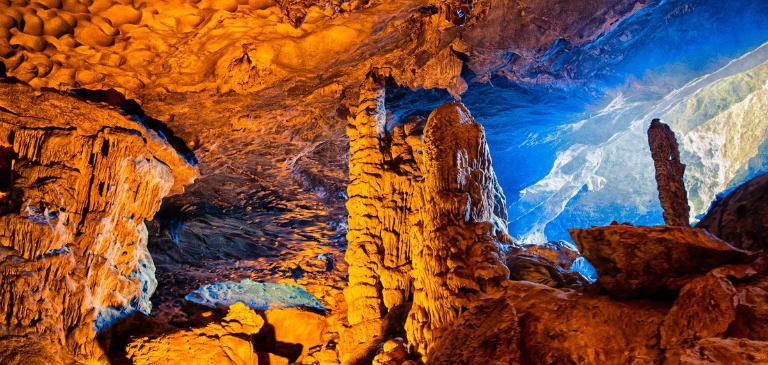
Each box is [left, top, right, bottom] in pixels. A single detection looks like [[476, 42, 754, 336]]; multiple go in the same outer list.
[[342, 77, 508, 361], [570, 224, 754, 298], [429, 281, 666, 365], [663, 338, 768, 365], [257, 307, 327, 363], [126, 302, 264, 365], [505, 241, 587, 288], [0, 83, 196, 363]]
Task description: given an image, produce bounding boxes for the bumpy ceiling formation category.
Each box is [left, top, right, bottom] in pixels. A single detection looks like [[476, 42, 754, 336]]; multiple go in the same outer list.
[[1, 0, 768, 364]]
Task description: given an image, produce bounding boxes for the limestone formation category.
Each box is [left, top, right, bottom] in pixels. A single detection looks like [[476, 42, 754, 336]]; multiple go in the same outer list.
[[428, 253, 768, 365], [570, 224, 753, 298], [428, 282, 666, 364], [426, 297, 521, 365], [505, 241, 588, 288], [697, 172, 768, 251], [648, 119, 691, 226], [0, 83, 196, 363], [342, 77, 508, 361], [663, 338, 768, 365], [0, 0, 650, 339], [126, 302, 264, 365]]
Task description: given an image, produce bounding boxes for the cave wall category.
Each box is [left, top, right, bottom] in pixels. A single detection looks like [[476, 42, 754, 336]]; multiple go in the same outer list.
[[0, 83, 196, 364]]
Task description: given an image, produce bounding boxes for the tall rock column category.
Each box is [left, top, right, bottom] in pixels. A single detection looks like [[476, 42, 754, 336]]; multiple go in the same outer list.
[[0, 84, 197, 364], [406, 102, 509, 358], [343, 80, 509, 361], [343, 76, 415, 354], [648, 119, 690, 226]]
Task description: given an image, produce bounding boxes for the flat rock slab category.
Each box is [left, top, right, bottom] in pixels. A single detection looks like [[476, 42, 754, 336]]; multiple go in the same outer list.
[[570, 225, 754, 298]]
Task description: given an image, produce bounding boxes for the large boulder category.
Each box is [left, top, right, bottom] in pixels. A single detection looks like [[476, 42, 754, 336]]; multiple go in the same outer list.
[[570, 224, 754, 298], [426, 297, 521, 365]]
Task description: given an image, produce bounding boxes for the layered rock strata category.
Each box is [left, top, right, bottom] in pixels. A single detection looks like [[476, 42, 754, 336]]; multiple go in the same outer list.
[[648, 119, 690, 226], [342, 78, 508, 361], [0, 83, 196, 364]]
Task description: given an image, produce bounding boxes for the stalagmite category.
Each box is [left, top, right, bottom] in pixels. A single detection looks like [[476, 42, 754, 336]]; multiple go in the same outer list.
[[342, 75, 416, 359], [647, 119, 690, 226], [0, 83, 196, 364], [342, 76, 509, 361]]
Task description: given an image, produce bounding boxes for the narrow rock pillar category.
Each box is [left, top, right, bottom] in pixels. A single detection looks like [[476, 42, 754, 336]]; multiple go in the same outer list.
[[648, 119, 690, 226]]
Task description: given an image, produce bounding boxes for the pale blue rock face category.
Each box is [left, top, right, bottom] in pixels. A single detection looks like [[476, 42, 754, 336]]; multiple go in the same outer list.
[[389, 0, 768, 243], [184, 279, 327, 312]]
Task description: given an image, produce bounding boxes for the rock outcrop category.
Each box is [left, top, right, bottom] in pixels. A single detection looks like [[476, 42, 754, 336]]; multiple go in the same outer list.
[[697, 173, 768, 252], [0, 83, 196, 363], [427, 255, 768, 365], [648, 119, 690, 226], [126, 302, 264, 365], [505, 241, 589, 288], [428, 281, 667, 365], [342, 78, 508, 361], [570, 224, 753, 298]]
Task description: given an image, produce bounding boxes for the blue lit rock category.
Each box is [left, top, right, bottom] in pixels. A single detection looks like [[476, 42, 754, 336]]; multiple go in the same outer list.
[[185, 279, 327, 312]]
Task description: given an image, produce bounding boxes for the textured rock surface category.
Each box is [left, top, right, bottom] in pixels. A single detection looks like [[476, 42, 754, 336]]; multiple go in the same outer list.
[[697, 173, 768, 252], [648, 119, 691, 226], [126, 302, 264, 365], [428, 281, 667, 364], [0, 0, 650, 332], [426, 297, 521, 365], [343, 87, 508, 361], [570, 224, 753, 298], [428, 254, 768, 365], [505, 241, 588, 288], [663, 338, 768, 365], [0, 83, 196, 363]]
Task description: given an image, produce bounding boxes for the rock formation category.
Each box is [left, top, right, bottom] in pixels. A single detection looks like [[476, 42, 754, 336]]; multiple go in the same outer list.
[[648, 119, 691, 226], [426, 231, 768, 365], [0, 83, 196, 363], [126, 302, 264, 365], [1, 0, 766, 363], [342, 77, 508, 361], [697, 173, 768, 252], [0, 0, 651, 338], [505, 241, 589, 288], [570, 224, 753, 298]]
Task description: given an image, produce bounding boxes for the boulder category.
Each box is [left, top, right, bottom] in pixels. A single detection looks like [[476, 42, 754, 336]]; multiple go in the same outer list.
[[570, 224, 754, 298]]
